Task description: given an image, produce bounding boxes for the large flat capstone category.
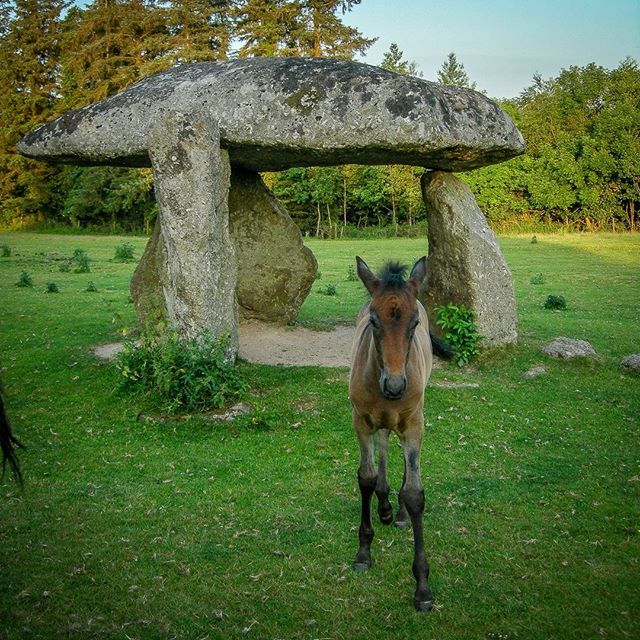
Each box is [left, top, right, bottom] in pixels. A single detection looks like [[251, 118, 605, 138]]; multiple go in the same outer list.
[[17, 57, 524, 172]]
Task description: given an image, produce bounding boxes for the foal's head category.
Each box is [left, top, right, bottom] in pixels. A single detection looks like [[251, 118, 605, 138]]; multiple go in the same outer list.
[[356, 256, 427, 400]]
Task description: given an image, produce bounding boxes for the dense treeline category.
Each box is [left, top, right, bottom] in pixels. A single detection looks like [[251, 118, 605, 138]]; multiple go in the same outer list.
[[0, 0, 637, 233]]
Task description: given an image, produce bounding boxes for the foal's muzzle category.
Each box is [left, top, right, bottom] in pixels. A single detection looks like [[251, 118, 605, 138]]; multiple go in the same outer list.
[[380, 373, 407, 400]]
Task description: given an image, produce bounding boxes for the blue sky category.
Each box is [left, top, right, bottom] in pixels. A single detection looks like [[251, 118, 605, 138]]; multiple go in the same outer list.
[[342, 0, 640, 98]]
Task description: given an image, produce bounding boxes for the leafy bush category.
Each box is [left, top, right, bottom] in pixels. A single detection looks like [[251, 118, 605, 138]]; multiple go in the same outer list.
[[59, 261, 71, 272], [45, 282, 59, 293], [1, 245, 11, 257], [72, 249, 91, 273], [346, 264, 358, 281], [318, 284, 337, 296], [113, 242, 135, 263], [531, 235, 538, 244], [530, 273, 545, 285], [86, 281, 98, 292], [16, 271, 33, 287], [435, 303, 480, 366], [116, 327, 245, 413], [544, 295, 567, 310]]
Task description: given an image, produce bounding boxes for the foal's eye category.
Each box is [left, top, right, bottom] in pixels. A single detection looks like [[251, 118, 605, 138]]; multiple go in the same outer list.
[[369, 315, 381, 329]]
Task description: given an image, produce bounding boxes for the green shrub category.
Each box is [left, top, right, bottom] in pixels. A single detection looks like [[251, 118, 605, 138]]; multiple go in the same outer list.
[[72, 249, 91, 273], [345, 264, 358, 281], [544, 294, 567, 310], [116, 327, 246, 414], [531, 235, 538, 244], [1, 244, 11, 257], [315, 271, 322, 280], [113, 242, 135, 263], [86, 281, 98, 292], [318, 284, 337, 296], [530, 273, 545, 285], [435, 303, 480, 366], [16, 271, 33, 287], [45, 282, 59, 293], [59, 261, 71, 272]]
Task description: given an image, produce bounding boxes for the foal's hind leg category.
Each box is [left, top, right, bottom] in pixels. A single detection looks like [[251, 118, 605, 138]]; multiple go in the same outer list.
[[375, 429, 394, 525], [353, 415, 376, 572]]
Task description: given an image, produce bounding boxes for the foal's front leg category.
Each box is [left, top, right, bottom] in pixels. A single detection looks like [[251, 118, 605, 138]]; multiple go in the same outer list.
[[353, 415, 376, 572], [375, 429, 394, 525], [400, 428, 434, 612]]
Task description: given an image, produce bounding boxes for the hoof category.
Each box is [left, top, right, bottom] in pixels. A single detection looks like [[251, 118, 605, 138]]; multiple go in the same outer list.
[[353, 561, 371, 573], [379, 512, 393, 526], [395, 520, 410, 530], [414, 599, 433, 612]]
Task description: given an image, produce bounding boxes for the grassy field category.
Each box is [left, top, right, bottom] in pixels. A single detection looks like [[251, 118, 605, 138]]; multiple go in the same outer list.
[[0, 232, 638, 640]]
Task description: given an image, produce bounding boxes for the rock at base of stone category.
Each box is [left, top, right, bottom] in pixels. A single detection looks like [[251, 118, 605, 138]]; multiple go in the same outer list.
[[131, 168, 317, 329], [420, 171, 517, 347], [542, 337, 596, 359], [228, 169, 317, 322], [620, 354, 640, 371], [523, 366, 546, 379]]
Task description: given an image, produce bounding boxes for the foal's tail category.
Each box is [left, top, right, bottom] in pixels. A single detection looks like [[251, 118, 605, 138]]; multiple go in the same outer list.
[[0, 386, 24, 487], [430, 332, 455, 360]]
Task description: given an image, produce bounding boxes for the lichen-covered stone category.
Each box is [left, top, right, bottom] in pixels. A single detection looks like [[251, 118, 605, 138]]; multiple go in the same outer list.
[[420, 171, 517, 346], [17, 57, 525, 172], [228, 169, 317, 322], [147, 110, 238, 354], [131, 169, 317, 326]]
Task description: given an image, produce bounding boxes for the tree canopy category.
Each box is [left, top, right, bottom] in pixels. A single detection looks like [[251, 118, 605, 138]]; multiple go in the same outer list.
[[0, 1, 637, 234]]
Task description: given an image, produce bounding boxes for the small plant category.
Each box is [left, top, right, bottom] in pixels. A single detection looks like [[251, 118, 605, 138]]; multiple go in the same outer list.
[[16, 271, 33, 288], [531, 235, 538, 244], [59, 261, 71, 272], [544, 294, 567, 310], [45, 282, 59, 293], [435, 303, 480, 366], [72, 249, 91, 273], [86, 281, 98, 292], [1, 245, 11, 257], [116, 327, 246, 413], [315, 270, 322, 280], [346, 264, 358, 281], [113, 242, 135, 263], [530, 273, 545, 285], [319, 283, 337, 296]]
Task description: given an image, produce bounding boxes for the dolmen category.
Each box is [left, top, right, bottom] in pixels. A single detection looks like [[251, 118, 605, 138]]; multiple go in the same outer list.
[[18, 57, 526, 357]]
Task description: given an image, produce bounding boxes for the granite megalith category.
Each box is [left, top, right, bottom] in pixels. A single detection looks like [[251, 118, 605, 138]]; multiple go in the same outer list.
[[132, 168, 317, 325], [17, 57, 526, 358], [420, 171, 518, 346]]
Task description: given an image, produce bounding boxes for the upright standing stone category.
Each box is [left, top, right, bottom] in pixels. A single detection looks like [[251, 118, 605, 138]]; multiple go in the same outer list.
[[131, 168, 317, 326], [148, 110, 238, 355], [420, 171, 517, 346]]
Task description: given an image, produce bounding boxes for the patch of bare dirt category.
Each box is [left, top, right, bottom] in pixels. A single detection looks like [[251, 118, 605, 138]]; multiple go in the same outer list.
[[92, 322, 355, 368], [238, 322, 354, 368]]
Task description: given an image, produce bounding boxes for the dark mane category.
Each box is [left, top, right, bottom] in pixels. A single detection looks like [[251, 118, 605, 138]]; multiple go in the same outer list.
[[378, 261, 408, 290]]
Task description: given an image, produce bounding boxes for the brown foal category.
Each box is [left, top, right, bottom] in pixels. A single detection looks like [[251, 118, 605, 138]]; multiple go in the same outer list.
[[349, 256, 434, 612]]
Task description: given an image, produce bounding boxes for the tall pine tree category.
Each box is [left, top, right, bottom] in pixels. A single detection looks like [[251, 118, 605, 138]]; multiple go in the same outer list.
[[437, 51, 476, 89], [0, 0, 68, 223]]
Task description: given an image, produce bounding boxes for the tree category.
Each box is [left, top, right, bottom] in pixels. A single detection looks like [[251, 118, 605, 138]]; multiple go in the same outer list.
[[0, 0, 69, 224], [380, 42, 421, 77], [235, 0, 375, 59], [162, 0, 235, 66], [437, 51, 476, 89]]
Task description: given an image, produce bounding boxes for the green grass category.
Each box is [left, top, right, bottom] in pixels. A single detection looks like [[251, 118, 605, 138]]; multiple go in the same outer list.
[[0, 232, 639, 640]]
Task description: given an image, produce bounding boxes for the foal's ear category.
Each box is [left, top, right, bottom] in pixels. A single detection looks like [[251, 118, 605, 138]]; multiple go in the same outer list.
[[356, 256, 379, 295], [407, 256, 427, 295]]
